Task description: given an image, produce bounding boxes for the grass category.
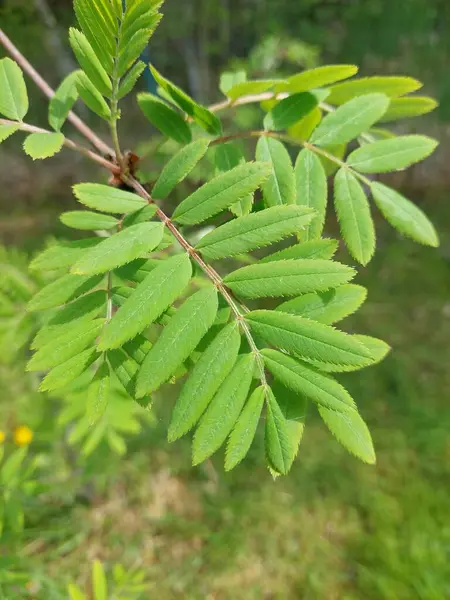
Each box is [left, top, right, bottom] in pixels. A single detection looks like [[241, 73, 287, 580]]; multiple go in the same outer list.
[[1, 194, 450, 599]]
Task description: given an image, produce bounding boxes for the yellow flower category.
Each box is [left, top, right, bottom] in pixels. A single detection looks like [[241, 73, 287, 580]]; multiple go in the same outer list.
[[13, 425, 33, 447], [0, 431, 5, 444]]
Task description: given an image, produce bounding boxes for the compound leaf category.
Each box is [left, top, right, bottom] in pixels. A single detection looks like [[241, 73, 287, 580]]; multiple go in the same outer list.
[[69, 28, 112, 96], [379, 96, 438, 122], [275, 65, 358, 94], [169, 322, 241, 442], [267, 92, 318, 130], [136, 287, 218, 396], [76, 71, 111, 120], [30, 239, 101, 272]]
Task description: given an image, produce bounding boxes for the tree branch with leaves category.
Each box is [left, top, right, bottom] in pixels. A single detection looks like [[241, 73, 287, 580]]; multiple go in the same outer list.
[[0, 0, 440, 476]]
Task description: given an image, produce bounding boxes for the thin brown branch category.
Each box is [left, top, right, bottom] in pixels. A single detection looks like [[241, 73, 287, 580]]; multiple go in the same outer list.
[[0, 28, 113, 157], [0, 118, 119, 173]]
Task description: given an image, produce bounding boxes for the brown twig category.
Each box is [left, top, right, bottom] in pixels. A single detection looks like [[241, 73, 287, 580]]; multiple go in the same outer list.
[[0, 118, 119, 173], [0, 28, 113, 157]]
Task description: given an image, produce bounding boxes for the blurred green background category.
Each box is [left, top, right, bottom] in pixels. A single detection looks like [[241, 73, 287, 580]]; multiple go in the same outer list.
[[0, 1, 449, 598]]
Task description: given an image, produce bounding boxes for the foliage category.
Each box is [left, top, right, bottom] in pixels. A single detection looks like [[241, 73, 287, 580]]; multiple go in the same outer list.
[[0, 0, 441, 484]]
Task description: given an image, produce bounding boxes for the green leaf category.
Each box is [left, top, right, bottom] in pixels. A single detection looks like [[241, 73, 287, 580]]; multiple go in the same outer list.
[[220, 70, 247, 95], [40, 348, 98, 392], [326, 76, 421, 106], [107, 349, 139, 397], [27, 319, 103, 371], [347, 135, 438, 173], [122, 204, 157, 227], [256, 137, 296, 206], [87, 361, 110, 425], [0, 123, 19, 143], [150, 65, 222, 135], [123, 334, 153, 365], [271, 380, 307, 468], [117, 29, 153, 77], [295, 148, 328, 240], [76, 72, 111, 120], [23, 133, 65, 160], [379, 96, 438, 122], [48, 72, 79, 131], [73, 183, 147, 214], [334, 168, 375, 265], [27, 273, 103, 312], [318, 405, 375, 464], [288, 106, 322, 141], [224, 259, 355, 299], [30, 239, 101, 272], [261, 238, 338, 262], [118, 61, 146, 100], [262, 349, 355, 412], [60, 211, 119, 231], [68, 583, 87, 600], [266, 93, 318, 130], [265, 388, 294, 475], [69, 28, 112, 96], [196, 205, 314, 260], [47, 290, 106, 326], [246, 310, 372, 368], [172, 162, 271, 225], [370, 182, 439, 247], [356, 334, 391, 365], [137, 93, 192, 144], [0, 57, 28, 120], [152, 138, 210, 200], [136, 287, 218, 396], [99, 253, 192, 349], [225, 385, 265, 471], [214, 142, 253, 217], [73, 0, 115, 72], [71, 222, 164, 275], [192, 354, 255, 465], [275, 65, 358, 94], [227, 79, 281, 100], [169, 322, 241, 442], [310, 94, 390, 147], [92, 560, 108, 600], [277, 284, 367, 324]]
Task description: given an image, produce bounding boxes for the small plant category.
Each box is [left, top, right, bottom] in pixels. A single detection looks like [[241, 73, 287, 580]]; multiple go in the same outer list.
[[68, 560, 150, 600], [0, 0, 440, 476]]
